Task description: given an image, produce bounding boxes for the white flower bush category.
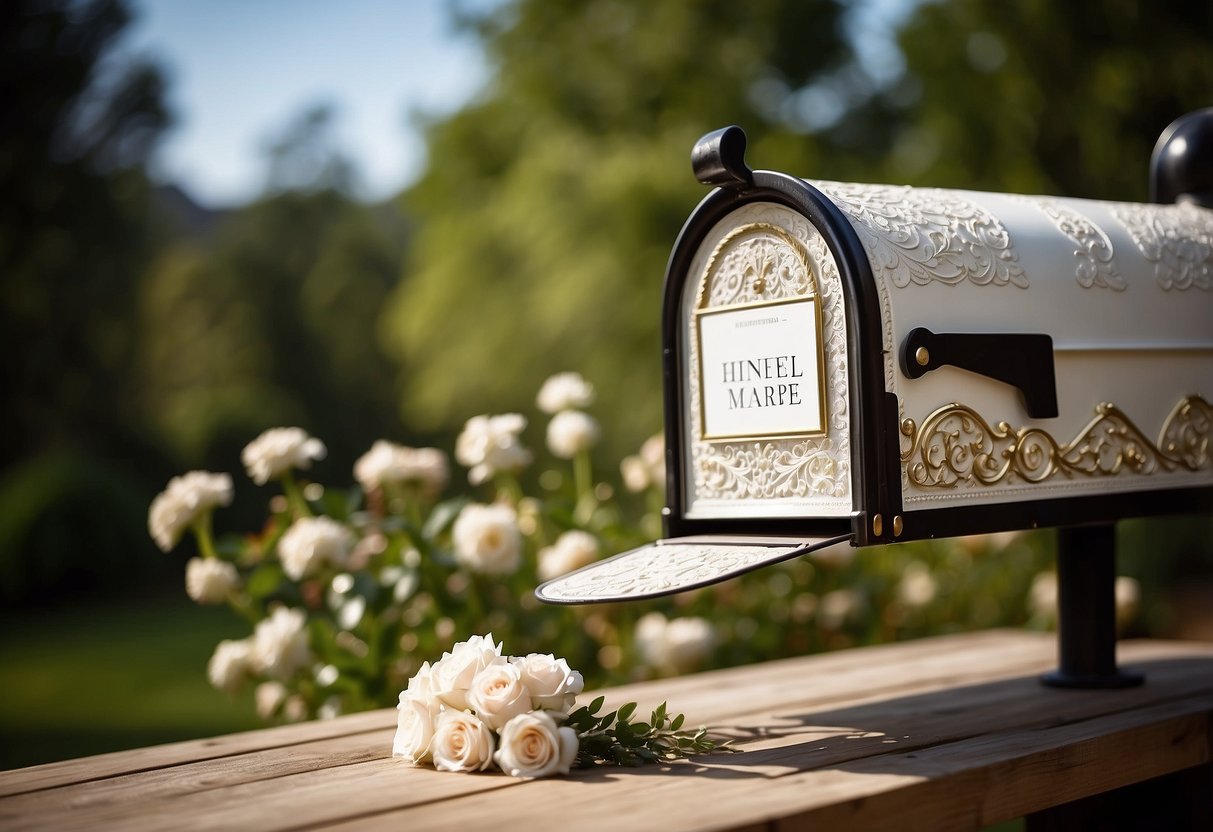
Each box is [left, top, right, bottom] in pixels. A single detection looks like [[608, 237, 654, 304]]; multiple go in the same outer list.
[[151, 373, 1067, 726]]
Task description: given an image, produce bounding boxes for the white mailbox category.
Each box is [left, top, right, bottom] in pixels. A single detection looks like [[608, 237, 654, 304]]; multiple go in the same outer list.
[[537, 111, 1213, 615]]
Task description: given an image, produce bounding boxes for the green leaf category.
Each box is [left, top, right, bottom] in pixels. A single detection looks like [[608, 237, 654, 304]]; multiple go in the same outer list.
[[617, 702, 637, 723], [422, 496, 469, 539], [588, 696, 605, 715]]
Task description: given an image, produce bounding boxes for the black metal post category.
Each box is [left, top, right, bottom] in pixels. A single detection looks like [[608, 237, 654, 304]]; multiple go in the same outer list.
[[1041, 523, 1144, 689]]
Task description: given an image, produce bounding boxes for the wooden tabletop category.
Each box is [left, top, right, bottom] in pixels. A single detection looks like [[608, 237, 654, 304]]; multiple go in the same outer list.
[[2, 629, 1211, 831]]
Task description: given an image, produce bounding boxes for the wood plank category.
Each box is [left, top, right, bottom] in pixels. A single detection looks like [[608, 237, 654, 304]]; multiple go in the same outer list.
[[330, 699, 1211, 832], [0, 628, 1049, 799], [0, 710, 395, 798], [2, 632, 1209, 832]]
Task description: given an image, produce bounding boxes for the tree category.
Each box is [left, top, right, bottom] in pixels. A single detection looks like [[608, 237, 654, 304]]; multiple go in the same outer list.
[[883, 0, 1213, 200], [0, 0, 174, 600], [383, 0, 866, 460]]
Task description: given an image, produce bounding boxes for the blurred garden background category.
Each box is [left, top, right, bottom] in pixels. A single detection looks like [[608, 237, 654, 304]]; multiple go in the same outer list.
[[2, 0, 1211, 771]]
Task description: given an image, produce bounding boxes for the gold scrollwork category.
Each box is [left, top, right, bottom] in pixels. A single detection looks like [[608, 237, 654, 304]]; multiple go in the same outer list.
[[900, 396, 1212, 489]]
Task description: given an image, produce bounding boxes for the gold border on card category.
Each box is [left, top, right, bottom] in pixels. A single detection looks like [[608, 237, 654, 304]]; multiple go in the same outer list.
[[899, 395, 1213, 489]]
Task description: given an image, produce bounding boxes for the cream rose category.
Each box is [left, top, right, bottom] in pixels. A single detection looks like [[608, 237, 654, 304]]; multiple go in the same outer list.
[[355, 440, 449, 495], [148, 470, 233, 551], [466, 662, 532, 730], [494, 710, 579, 779], [537, 530, 599, 581], [545, 410, 600, 459], [620, 434, 664, 493], [277, 516, 355, 581], [393, 691, 440, 765], [431, 709, 496, 772], [250, 606, 311, 679], [207, 638, 252, 693], [429, 634, 505, 711], [511, 653, 584, 714], [536, 372, 595, 414], [454, 413, 532, 485], [185, 557, 239, 604], [241, 427, 326, 485], [451, 503, 521, 576]]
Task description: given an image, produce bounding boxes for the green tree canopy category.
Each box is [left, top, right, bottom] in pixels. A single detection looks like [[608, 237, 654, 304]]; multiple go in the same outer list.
[[383, 0, 865, 458]]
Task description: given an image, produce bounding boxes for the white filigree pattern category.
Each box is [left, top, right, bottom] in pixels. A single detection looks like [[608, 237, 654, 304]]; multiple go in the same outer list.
[[1028, 198, 1124, 290], [812, 180, 1028, 289], [1111, 201, 1213, 291], [535, 539, 845, 603], [685, 206, 851, 507]]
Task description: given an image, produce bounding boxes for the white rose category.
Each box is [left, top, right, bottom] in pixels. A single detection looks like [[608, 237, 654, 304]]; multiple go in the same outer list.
[[354, 441, 449, 494], [452, 503, 521, 576], [819, 588, 861, 631], [454, 414, 532, 485], [148, 471, 233, 551], [185, 557, 239, 604], [546, 410, 600, 459], [430, 633, 505, 711], [393, 692, 440, 765], [536, 372, 595, 414], [250, 606, 311, 679], [431, 709, 496, 772], [511, 653, 584, 713], [896, 561, 937, 608], [537, 530, 599, 581], [207, 638, 252, 693], [635, 613, 716, 674], [494, 710, 579, 779], [241, 427, 326, 485], [276, 516, 355, 581], [255, 681, 287, 719], [466, 662, 533, 730], [621, 434, 665, 493]]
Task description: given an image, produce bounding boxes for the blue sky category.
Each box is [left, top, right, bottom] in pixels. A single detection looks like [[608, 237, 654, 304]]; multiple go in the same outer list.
[[122, 0, 492, 207]]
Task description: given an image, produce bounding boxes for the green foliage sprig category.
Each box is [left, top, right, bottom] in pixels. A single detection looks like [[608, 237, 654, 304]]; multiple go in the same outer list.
[[565, 696, 735, 768]]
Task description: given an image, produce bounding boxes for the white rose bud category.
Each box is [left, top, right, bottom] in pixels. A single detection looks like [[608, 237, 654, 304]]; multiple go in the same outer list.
[[511, 653, 584, 714], [354, 440, 449, 495], [537, 530, 599, 582], [207, 638, 252, 693], [466, 662, 533, 730], [536, 372, 595, 414], [431, 709, 496, 773], [429, 634, 505, 711], [185, 557, 239, 604], [255, 681, 288, 719], [546, 410, 600, 459], [494, 710, 579, 779], [452, 503, 522, 576], [276, 516, 355, 581], [241, 427, 326, 485]]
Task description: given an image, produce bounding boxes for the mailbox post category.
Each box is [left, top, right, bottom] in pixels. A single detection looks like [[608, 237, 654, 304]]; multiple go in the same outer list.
[[538, 110, 1213, 690]]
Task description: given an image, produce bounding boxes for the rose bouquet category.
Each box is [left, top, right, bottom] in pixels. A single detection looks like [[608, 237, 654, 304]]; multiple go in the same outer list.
[[394, 634, 728, 777]]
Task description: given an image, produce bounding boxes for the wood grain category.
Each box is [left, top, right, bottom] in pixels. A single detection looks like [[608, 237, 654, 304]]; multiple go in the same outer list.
[[1, 630, 1210, 832]]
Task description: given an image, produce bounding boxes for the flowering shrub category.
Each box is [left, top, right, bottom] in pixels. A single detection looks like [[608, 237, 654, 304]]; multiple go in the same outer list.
[[150, 372, 1100, 723]]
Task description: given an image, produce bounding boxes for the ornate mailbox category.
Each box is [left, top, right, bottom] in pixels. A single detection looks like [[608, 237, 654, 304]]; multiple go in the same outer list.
[[537, 110, 1213, 685]]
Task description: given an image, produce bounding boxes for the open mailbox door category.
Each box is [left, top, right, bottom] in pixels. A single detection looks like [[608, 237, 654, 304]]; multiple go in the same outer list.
[[537, 115, 1213, 608]]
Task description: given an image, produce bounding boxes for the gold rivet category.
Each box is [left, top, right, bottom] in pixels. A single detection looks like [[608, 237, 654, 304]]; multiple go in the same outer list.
[[893, 515, 904, 537], [872, 514, 883, 537], [915, 346, 930, 367]]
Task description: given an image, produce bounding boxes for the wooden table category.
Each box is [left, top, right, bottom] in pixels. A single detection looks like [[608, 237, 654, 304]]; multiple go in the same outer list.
[[2, 630, 1211, 831]]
